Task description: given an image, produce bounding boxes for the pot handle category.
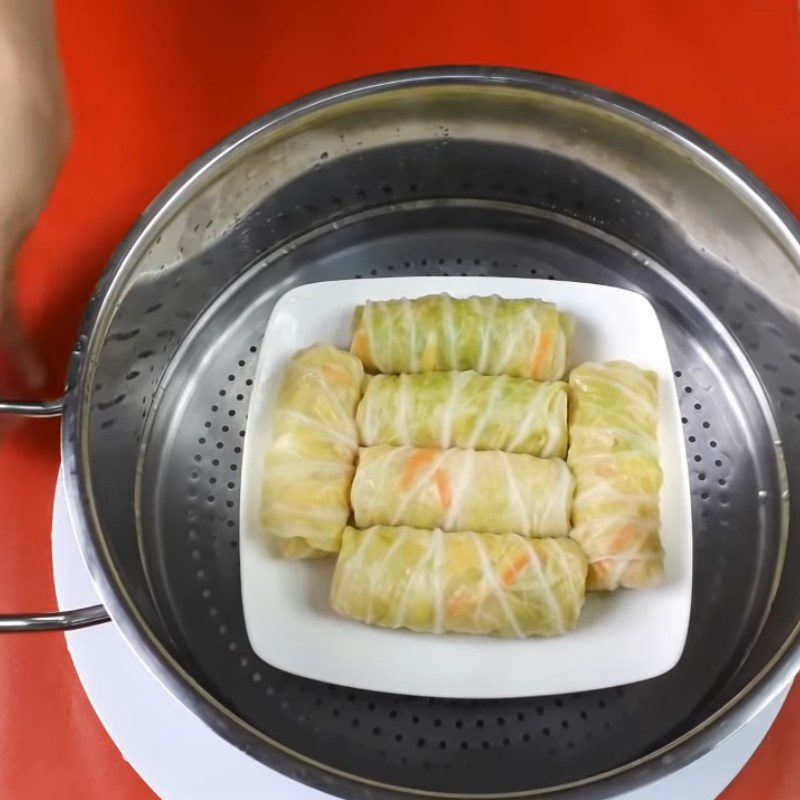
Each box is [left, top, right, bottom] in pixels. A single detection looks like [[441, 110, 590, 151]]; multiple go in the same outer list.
[[0, 398, 110, 632], [0, 606, 110, 632], [0, 398, 65, 416]]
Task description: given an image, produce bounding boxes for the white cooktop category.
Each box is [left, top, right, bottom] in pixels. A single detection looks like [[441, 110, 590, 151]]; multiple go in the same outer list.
[[51, 471, 788, 800]]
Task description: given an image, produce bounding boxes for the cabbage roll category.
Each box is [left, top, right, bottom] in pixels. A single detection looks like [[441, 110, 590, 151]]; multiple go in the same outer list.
[[351, 294, 571, 380], [357, 371, 567, 457], [261, 345, 364, 558], [568, 361, 664, 590], [351, 445, 573, 537], [331, 526, 587, 637]]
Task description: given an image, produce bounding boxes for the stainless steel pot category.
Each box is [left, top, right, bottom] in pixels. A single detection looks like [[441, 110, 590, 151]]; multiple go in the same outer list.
[[2, 68, 799, 799]]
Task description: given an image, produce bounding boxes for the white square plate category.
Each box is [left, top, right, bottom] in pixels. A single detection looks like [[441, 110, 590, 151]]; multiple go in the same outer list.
[[240, 277, 692, 698]]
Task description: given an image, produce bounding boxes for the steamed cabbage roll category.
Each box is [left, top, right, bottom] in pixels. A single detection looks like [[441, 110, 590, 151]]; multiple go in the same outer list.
[[351, 294, 571, 380], [568, 361, 664, 590], [357, 371, 567, 457], [261, 345, 364, 558], [351, 445, 573, 537], [331, 526, 587, 637]]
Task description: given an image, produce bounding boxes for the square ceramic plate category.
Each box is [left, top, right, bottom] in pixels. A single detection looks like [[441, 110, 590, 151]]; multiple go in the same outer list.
[[240, 277, 692, 698]]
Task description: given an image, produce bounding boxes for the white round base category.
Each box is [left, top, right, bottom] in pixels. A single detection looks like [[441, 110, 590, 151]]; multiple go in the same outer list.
[[52, 472, 788, 799]]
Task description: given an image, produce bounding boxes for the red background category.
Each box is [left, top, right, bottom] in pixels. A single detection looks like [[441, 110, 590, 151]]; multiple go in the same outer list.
[[1, 1, 799, 797]]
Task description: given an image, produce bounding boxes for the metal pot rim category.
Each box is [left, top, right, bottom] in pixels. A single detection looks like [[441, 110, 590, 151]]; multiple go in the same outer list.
[[61, 66, 800, 799]]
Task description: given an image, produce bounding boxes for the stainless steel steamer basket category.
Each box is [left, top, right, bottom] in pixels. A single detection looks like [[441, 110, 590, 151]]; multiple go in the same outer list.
[[2, 68, 799, 799]]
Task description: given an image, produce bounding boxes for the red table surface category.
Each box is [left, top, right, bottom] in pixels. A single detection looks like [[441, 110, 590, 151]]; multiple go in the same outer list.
[[0, 1, 798, 798]]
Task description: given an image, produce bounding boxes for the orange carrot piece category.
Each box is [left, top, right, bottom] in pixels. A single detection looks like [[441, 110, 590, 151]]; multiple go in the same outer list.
[[321, 364, 349, 384], [445, 587, 474, 617], [434, 469, 452, 508], [529, 331, 553, 377], [500, 552, 530, 586], [401, 449, 438, 491], [609, 522, 640, 552], [595, 461, 618, 479]]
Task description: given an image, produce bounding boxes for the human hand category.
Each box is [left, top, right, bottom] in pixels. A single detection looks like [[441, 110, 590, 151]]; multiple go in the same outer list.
[[0, 0, 70, 397]]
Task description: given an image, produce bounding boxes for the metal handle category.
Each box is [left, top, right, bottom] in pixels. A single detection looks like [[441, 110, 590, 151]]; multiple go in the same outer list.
[[0, 398, 64, 417], [0, 605, 110, 631], [0, 396, 110, 632]]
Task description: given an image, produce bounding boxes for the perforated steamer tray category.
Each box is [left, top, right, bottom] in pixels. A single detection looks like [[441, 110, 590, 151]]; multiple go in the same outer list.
[[65, 70, 797, 800], [239, 276, 692, 698], [137, 200, 791, 796]]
